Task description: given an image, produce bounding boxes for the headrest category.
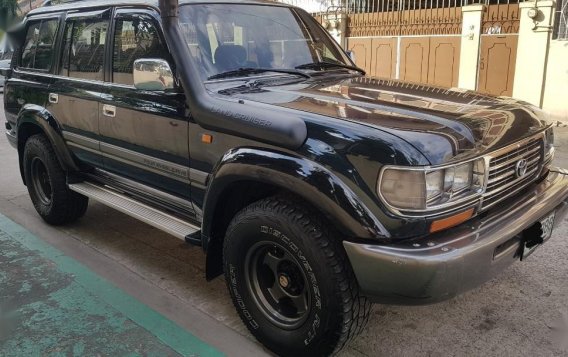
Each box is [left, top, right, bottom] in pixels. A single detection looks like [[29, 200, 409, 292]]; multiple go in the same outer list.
[[214, 44, 247, 70]]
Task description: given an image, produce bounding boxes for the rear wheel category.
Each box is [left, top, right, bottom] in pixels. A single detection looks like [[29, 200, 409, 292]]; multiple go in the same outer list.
[[223, 196, 371, 356], [23, 134, 88, 225]]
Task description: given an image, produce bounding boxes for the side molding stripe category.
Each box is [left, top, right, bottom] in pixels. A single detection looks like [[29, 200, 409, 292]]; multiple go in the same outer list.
[[100, 142, 190, 182], [63, 131, 209, 186], [63, 131, 100, 151]]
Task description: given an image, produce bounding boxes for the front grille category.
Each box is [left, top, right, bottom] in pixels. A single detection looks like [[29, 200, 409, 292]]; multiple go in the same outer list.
[[481, 137, 543, 210]]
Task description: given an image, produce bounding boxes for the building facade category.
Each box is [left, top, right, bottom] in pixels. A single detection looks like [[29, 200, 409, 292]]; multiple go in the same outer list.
[[278, 0, 568, 122]]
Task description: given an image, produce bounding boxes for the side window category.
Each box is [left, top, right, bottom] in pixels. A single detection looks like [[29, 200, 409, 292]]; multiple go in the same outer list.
[[21, 22, 42, 68], [112, 16, 168, 85], [60, 18, 108, 81], [20, 19, 59, 70]]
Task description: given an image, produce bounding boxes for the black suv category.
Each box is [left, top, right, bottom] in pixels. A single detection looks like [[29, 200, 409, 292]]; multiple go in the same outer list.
[[4, 0, 568, 355]]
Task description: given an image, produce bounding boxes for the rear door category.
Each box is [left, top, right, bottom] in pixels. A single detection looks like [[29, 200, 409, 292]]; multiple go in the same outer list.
[[49, 9, 111, 168], [99, 9, 192, 206], [5, 15, 60, 125]]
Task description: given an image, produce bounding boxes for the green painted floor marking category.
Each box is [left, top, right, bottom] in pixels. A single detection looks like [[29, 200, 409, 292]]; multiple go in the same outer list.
[[0, 213, 223, 357]]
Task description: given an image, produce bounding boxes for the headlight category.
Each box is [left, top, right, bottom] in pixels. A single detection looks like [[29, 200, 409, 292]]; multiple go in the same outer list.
[[380, 170, 426, 209], [544, 126, 555, 157], [378, 159, 486, 212]]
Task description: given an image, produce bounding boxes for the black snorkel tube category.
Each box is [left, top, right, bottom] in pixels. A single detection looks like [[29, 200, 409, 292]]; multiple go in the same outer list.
[[158, 0, 308, 149]]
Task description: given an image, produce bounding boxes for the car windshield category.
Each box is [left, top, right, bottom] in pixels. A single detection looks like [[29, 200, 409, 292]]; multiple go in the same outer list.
[[178, 4, 353, 80]]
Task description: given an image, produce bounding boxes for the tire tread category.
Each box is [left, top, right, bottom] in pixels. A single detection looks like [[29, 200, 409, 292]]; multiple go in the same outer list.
[[224, 195, 372, 356], [23, 134, 88, 225]]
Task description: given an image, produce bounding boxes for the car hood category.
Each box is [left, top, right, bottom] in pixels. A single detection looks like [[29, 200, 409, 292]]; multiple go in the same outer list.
[[212, 75, 547, 165]]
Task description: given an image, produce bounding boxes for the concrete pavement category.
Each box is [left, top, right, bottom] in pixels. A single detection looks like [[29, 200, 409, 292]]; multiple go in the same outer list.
[[0, 98, 567, 356], [0, 213, 221, 356]]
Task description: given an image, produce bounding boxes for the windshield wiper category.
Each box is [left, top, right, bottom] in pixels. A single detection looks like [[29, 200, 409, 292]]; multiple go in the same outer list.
[[295, 61, 365, 75], [207, 67, 310, 80]]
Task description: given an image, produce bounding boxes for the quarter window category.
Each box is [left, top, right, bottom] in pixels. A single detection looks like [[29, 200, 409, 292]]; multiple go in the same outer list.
[[112, 16, 168, 85], [60, 19, 108, 81], [20, 19, 59, 70]]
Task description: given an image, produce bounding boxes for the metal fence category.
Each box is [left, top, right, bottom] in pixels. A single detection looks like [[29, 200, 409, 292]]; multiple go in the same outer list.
[[276, 0, 526, 14], [275, 0, 526, 36], [554, 0, 568, 40]]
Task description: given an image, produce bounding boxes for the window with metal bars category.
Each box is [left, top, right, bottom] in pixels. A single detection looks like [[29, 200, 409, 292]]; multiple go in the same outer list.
[[553, 0, 568, 40]]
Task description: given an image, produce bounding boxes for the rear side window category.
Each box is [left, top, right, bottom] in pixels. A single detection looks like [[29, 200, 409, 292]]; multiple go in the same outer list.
[[60, 18, 108, 81], [112, 16, 168, 85], [20, 19, 59, 71]]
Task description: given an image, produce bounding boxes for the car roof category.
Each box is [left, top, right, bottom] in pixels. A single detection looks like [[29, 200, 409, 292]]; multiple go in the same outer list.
[[28, 0, 293, 17]]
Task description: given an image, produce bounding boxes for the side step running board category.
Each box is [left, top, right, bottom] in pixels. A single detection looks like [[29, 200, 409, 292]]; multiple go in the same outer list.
[[69, 182, 200, 241]]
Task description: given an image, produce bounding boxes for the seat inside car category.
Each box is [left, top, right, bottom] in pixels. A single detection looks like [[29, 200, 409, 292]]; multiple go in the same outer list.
[[214, 44, 256, 71]]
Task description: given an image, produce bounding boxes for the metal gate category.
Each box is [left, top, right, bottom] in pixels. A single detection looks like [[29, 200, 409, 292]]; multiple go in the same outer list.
[[344, 0, 464, 87], [477, 4, 520, 96], [347, 36, 462, 87], [278, 0, 525, 93], [398, 36, 461, 87]]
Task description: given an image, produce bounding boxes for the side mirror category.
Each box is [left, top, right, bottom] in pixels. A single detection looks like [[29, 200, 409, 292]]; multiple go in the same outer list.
[[346, 50, 356, 63], [133, 58, 175, 91]]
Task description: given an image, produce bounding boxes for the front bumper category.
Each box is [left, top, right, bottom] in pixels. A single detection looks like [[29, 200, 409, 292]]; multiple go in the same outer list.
[[344, 168, 568, 305]]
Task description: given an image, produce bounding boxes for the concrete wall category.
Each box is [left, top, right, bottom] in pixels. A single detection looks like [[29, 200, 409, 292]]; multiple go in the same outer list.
[[458, 5, 484, 91], [512, 1, 555, 109], [543, 40, 568, 122]]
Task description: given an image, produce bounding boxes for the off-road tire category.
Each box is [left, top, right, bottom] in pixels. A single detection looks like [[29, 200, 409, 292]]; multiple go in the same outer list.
[[23, 134, 88, 225], [223, 196, 371, 356]]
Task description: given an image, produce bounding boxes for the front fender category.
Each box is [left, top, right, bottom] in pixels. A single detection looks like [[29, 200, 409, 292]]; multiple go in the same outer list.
[[202, 147, 389, 249], [17, 105, 79, 176]]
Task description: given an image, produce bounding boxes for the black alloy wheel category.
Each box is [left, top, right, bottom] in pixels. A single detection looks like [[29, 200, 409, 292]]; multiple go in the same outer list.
[[223, 195, 372, 356]]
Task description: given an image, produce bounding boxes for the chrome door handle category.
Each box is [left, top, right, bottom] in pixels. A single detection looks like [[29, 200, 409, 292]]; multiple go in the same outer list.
[[48, 93, 58, 104], [102, 104, 116, 118]]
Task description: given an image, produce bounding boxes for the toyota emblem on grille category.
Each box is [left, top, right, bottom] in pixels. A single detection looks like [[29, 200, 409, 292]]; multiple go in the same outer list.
[[515, 159, 529, 178]]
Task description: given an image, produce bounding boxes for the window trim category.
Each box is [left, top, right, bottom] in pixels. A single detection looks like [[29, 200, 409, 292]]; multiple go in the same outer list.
[[57, 19, 74, 77], [57, 11, 112, 81], [66, 8, 111, 20], [18, 15, 62, 73], [109, 8, 175, 88], [20, 21, 43, 70]]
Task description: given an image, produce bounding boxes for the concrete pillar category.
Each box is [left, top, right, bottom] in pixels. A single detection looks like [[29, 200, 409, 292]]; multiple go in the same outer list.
[[512, 0, 556, 107], [458, 5, 484, 90]]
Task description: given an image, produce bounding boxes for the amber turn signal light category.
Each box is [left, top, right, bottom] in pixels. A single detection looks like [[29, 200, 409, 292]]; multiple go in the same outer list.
[[430, 208, 475, 234], [201, 134, 213, 144]]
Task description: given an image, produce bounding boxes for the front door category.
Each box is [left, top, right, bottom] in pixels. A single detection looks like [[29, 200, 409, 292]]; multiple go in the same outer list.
[[99, 9, 192, 205]]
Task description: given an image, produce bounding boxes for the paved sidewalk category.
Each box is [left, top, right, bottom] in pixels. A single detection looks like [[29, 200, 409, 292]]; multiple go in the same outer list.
[[0, 214, 220, 357]]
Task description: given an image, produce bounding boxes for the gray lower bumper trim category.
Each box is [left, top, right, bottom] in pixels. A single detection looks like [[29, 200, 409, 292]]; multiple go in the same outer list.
[[345, 168, 568, 305], [5, 131, 16, 149]]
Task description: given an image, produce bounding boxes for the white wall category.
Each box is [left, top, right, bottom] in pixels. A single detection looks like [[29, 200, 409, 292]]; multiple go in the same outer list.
[[512, 1, 555, 108], [458, 5, 484, 90], [543, 40, 568, 122]]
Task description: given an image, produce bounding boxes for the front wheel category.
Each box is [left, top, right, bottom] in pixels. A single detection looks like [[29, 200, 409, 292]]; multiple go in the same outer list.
[[223, 196, 371, 356]]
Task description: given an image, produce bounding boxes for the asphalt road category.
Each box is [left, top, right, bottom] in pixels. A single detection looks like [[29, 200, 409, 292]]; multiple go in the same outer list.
[[0, 97, 567, 356]]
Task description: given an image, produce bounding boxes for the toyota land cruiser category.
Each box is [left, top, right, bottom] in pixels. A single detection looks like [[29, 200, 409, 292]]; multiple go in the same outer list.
[[3, 0, 568, 355]]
